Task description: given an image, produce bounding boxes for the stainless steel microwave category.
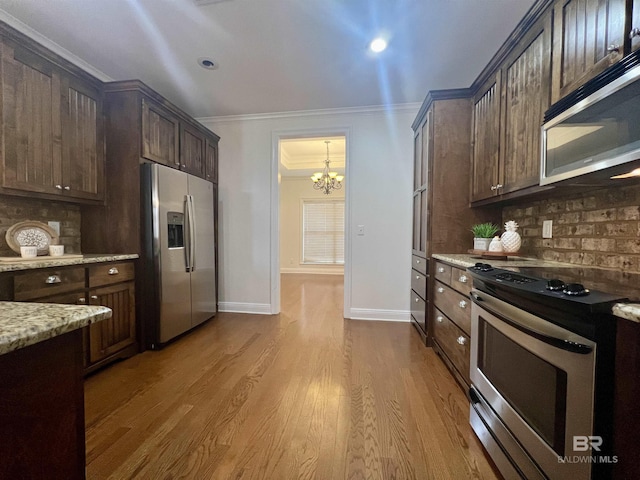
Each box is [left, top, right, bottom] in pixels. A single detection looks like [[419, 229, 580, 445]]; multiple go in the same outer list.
[[541, 64, 640, 185]]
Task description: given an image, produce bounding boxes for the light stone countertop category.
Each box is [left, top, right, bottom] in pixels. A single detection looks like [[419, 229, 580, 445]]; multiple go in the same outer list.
[[0, 302, 112, 355], [432, 253, 640, 323], [0, 253, 138, 273], [612, 304, 640, 323], [431, 253, 578, 269]]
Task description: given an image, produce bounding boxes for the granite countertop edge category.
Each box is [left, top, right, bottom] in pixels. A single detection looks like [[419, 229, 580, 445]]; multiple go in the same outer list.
[[0, 253, 138, 272], [431, 253, 640, 324], [0, 302, 112, 355]]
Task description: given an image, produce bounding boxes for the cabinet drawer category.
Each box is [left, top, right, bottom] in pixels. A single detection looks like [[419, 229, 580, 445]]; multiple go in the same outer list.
[[434, 262, 451, 285], [411, 269, 427, 301], [412, 255, 427, 275], [433, 307, 470, 385], [410, 291, 426, 331], [89, 262, 134, 288], [433, 280, 471, 335], [14, 267, 86, 301], [450, 266, 472, 296]]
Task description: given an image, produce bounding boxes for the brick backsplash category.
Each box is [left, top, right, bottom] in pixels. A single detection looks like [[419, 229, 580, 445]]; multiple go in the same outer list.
[[0, 196, 81, 257], [502, 184, 640, 272]]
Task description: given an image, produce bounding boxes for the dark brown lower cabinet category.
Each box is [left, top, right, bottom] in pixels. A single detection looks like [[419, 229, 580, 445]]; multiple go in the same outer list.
[[9, 260, 137, 373], [88, 281, 136, 366], [0, 330, 85, 480]]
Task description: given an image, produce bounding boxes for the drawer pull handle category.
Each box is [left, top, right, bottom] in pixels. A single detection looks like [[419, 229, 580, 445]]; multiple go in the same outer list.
[[414, 298, 420, 303], [436, 316, 443, 323], [459, 300, 467, 309], [415, 275, 421, 280], [90, 295, 98, 300], [437, 267, 445, 273], [437, 287, 444, 294], [108, 267, 119, 275], [416, 259, 421, 264], [457, 336, 467, 346], [458, 275, 467, 283], [45, 275, 61, 284], [78, 297, 86, 305]]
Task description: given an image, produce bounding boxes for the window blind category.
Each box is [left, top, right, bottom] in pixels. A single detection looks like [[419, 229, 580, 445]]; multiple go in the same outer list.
[[302, 200, 345, 264]]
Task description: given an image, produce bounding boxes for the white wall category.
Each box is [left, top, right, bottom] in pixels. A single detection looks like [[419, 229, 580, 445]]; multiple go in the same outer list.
[[280, 176, 345, 275], [200, 105, 418, 319]]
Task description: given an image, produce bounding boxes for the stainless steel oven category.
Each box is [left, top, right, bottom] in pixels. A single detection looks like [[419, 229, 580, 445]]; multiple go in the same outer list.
[[466, 264, 625, 480], [470, 289, 596, 479]]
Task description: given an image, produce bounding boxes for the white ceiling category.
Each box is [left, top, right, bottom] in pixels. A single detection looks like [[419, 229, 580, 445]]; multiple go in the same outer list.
[[280, 136, 345, 178], [0, 0, 535, 118]]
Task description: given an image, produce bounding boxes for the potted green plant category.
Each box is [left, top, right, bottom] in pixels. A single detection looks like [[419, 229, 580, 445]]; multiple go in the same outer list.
[[471, 223, 499, 251]]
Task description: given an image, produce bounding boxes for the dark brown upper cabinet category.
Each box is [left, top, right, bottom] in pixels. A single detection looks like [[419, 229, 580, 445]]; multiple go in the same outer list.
[[141, 98, 180, 168], [205, 136, 218, 183], [551, 0, 626, 103], [180, 122, 205, 177], [470, 9, 552, 205], [0, 38, 104, 203]]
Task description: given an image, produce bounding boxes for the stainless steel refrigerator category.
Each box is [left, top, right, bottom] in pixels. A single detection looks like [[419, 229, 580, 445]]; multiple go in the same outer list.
[[141, 163, 216, 348]]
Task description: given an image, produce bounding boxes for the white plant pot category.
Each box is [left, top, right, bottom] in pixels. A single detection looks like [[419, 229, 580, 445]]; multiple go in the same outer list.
[[473, 238, 491, 251]]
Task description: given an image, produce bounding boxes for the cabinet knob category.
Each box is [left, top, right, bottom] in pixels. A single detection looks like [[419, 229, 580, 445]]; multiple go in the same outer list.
[[437, 287, 444, 294], [78, 297, 86, 304], [415, 275, 421, 280], [459, 300, 467, 309], [90, 295, 98, 300], [457, 336, 467, 346], [45, 274, 61, 284], [607, 44, 620, 53], [181, 164, 187, 168], [630, 27, 640, 39], [416, 259, 421, 264], [495, 184, 503, 189], [63, 185, 71, 191], [436, 316, 443, 323], [55, 184, 63, 190], [458, 275, 468, 283], [490, 185, 496, 191], [108, 267, 119, 275], [414, 297, 420, 303], [437, 267, 445, 273]]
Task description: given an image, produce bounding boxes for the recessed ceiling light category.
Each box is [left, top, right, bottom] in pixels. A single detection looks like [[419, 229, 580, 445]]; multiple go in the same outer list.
[[369, 37, 387, 53], [197, 57, 218, 70]]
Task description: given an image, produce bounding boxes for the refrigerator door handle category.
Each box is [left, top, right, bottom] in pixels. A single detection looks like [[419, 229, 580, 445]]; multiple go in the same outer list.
[[184, 195, 192, 272], [188, 195, 197, 272]]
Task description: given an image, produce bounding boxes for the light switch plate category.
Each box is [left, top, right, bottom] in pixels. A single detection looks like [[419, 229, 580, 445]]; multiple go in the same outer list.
[[542, 220, 553, 238], [357, 225, 365, 236]]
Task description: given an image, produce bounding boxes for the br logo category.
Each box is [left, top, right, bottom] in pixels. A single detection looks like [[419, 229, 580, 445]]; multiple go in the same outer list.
[[573, 436, 603, 452]]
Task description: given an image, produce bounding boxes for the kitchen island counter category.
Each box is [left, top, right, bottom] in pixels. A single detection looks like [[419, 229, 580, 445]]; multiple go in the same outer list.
[[0, 301, 112, 355], [0, 301, 111, 479]]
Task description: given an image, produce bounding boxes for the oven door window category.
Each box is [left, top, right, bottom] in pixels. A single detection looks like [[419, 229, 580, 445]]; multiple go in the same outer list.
[[479, 317, 567, 454]]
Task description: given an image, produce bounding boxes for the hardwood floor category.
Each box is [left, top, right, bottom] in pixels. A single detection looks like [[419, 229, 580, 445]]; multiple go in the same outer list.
[[85, 274, 500, 479]]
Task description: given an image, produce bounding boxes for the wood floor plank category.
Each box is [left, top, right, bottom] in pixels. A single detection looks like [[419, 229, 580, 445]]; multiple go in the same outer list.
[[85, 273, 500, 479]]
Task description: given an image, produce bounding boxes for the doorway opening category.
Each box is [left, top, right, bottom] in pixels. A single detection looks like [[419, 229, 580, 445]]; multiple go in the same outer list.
[[270, 129, 351, 317]]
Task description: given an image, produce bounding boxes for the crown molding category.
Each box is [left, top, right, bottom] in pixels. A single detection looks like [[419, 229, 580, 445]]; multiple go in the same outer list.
[[0, 8, 113, 82], [197, 102, 422, 124]]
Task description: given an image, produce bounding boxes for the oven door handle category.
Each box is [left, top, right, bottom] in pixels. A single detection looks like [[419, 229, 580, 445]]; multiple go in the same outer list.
[[471, 292, 594, 354]]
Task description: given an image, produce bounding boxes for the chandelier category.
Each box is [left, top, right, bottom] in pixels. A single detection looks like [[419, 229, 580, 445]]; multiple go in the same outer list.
[[310, 140, 344, 194]]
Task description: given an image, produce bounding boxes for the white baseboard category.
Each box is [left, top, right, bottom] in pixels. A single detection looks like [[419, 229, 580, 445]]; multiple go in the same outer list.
[[347, 308, 411, 322], [280, 267, 344, 275], [218, 302, 272, 315]]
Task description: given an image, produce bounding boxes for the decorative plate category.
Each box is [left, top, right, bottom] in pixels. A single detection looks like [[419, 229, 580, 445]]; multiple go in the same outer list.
[[5, 221, 59, 256]]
